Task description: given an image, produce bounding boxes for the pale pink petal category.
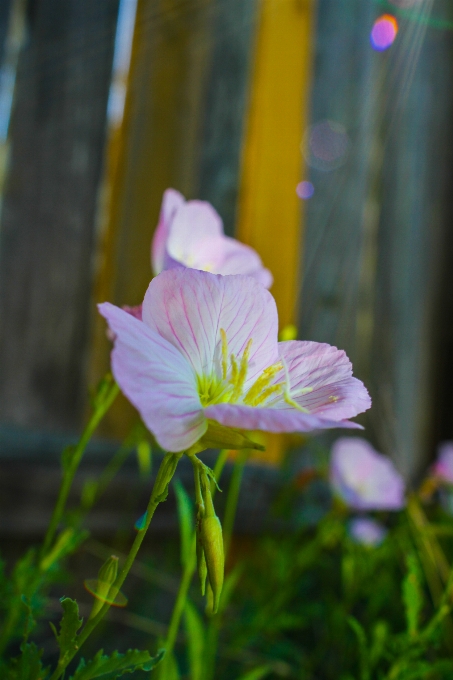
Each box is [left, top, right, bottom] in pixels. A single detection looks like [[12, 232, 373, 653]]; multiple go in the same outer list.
[[204, 402, 363, 433], [98, 302, 206, 452], [142, 269, 279, 382], [348, 517, 387, 546], [432, 442, 453, 484], [210, 237, 273, 288], [270, 341, 371, 419], [151, 188, 185, 275], [166, 201, 223, 265], [330, 437, 405, 511]]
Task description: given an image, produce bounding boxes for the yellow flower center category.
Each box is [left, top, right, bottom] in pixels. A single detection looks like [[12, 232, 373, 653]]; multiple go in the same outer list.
[[196, 329, 312, 411]]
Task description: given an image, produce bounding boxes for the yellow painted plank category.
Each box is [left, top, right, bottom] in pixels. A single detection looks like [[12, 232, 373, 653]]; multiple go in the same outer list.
[[237, 0, 314, 330], [237, 0, 315, 464]]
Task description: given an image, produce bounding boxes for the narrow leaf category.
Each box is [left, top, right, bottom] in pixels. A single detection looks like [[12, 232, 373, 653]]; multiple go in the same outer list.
[[403, 553, 424, 637], [235, 665, 273, 680], [173, 480, 194, 567], [184, 600, 205, 680]]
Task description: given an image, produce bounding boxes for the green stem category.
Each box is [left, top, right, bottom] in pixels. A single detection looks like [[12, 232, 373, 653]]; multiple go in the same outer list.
[[49, 451, 179, 680], [158, 451, 228, 674], [41, 380, 120, 558], [222, 449, 249, 558]]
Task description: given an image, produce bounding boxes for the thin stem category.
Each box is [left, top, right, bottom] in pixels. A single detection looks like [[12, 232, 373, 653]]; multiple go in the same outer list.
[[41, 380, 120, 558], [158, 451, 228, 672], [49, 452, 178, 680], [222, 449, 249, 558]]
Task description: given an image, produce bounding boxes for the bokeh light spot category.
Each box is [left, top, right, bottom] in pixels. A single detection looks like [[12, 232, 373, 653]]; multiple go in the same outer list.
[[302, 120, 350, 172], [296, 181, 314, 200], [370, 14, 398, 51]]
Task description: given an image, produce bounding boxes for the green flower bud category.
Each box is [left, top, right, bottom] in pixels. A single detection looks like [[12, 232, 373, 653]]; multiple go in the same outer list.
[[87, 555, 120, 619], [196, 529, 208, 596], [98, 554, 119, 585], [205, 582, 215, 617], [201, 515, 224, 614]]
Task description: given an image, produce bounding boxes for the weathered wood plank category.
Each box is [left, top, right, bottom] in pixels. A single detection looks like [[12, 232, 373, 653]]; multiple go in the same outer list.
[[0, 0, 119, 431], [299, 0, 453, 478], [197, 0, 258, 237]]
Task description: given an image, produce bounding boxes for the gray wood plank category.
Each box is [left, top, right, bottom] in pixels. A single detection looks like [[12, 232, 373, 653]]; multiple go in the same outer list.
[[0, 0, 119, 431]]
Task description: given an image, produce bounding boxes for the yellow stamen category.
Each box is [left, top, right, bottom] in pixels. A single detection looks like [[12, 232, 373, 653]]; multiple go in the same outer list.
[[250, 383, 283, 406], [244, 362, 283, 405], [328, 395, 339, 402], [283, 393, 310, 413], [231, 338, 253, 402], [230, 355, 238, 386], [220, 329, 228, 380]]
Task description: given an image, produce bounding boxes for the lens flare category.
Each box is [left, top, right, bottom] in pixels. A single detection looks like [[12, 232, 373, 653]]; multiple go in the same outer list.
[[302, 120, 349, 172], [83, 579, 128, 607], [371, 14, 399, 51], [296, 181, 315, 199]]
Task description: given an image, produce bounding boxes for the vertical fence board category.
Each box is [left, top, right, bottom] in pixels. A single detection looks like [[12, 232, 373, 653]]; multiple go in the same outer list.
[[0, 0, 119, 430]]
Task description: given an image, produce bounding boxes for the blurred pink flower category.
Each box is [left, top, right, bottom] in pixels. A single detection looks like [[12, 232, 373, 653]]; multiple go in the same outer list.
[[151, 189, 273, 288], [348, 517, 387, 547], [432, 442, 453, 484], [99, 269, 371, 452], [330, 437, 405, 510]]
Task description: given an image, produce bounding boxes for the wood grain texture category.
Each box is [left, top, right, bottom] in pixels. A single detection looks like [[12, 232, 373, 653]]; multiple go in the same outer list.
[[299, 0, 453, 478], [197, 0, 257, 237], [0, 0, 119, 431]]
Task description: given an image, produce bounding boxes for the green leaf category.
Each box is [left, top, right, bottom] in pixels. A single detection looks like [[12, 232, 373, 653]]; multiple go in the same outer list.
[[235, 665, 273, 680], [70, 648, 165, 679], [53, 598, 83, 660], [403, 553, 423, 638], [5, 642, 50, 680], [184, 600, 205, 680], [347, 616, 370, 680], [173, 480, 194, 567]]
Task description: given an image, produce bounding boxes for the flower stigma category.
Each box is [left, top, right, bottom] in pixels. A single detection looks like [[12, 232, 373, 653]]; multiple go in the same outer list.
[[196, 329, 313, 411]]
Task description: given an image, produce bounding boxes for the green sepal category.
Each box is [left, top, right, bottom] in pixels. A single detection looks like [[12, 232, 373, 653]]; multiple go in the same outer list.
[[187, 420, 265, 454], [69, 648, 165, 679]]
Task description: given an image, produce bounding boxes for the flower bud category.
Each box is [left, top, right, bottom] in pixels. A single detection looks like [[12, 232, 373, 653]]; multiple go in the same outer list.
[[196, 533, 208, 596], [86, 555, 120, 619], [201, 515, 224, 613]]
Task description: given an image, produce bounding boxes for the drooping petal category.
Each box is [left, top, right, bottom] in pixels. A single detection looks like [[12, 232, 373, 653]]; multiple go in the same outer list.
[[330, 437, 405, 511], [211, 237, 273, 288], [432, 442, 453, 484], [166, 201, 223, 265], [204, 402, 363, 433], [142, 269, 279, 382], [151, 188, 185, 275], [99, 302, 206, 452], [271, 341, 371, 419]]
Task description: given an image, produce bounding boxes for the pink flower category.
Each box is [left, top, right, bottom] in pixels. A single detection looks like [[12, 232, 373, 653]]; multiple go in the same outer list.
[[432, 442, 453, 484], [330, 437, 405, 510], [348, 517, 387, 547], [99, 269, 371, 453], [151, 189, 273, 288]]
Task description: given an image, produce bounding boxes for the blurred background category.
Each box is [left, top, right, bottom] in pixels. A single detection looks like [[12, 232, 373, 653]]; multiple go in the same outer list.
[[1, 0, 453, 531]]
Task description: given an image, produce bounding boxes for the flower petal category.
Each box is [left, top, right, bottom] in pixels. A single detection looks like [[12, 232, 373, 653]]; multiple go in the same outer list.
[[151, 188, 185, 275], [142, 269, 279, 382], [210, 237, 273, 287], [204, 402, 363, 433], [330, 437, 405, 510], [99, 302, 206, 452], [166, 200, 223, 265], [272, 341, 371, 419]]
